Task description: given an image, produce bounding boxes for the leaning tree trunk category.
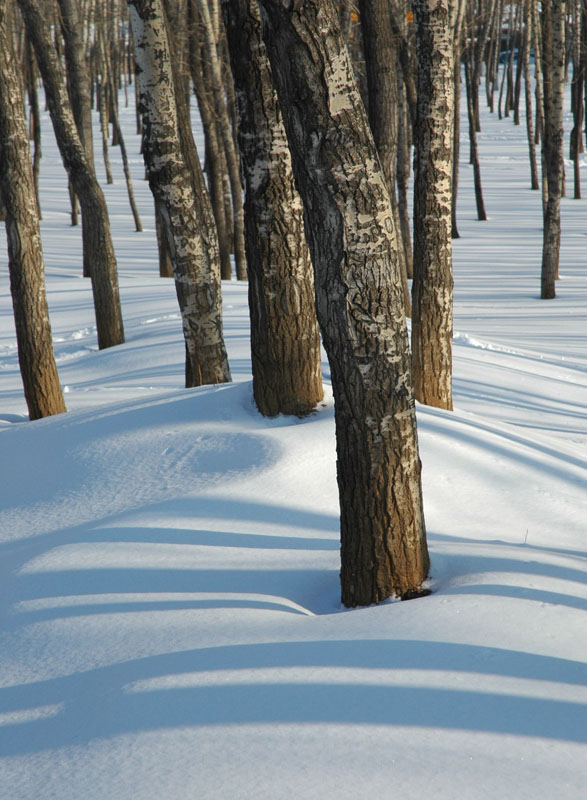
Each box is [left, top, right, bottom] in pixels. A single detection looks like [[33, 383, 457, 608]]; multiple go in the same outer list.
[[128, 0, 231, 387], [412, 0, 455, 410], [541, 0, 566, 299], [258, 0, 429, 607], [222, 0, 323, 417], [17, 0, 125, 350], [0, 13, 66, 420]]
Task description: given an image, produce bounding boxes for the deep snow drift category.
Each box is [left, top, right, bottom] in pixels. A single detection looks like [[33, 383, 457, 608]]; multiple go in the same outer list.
[[0, 83, 586, 799]]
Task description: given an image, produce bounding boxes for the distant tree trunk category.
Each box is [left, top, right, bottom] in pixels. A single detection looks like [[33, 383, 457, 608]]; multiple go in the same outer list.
[[412, 0, 455, 410], [128, 0, 231, 386], [258, 0, 429, 607], [359, 0, 411, 316], [17, 0, 125, 350], [188, 0, 232, 279], [195, 0, 247, 280], [570, 0, 584, 199], [0, 13, 66, 420], [24, 36, 42, 219], [57, 0, 94, 166], [541, 0, 566, 298], [523, 0, 540, 190], [222, 0, 323, 417]]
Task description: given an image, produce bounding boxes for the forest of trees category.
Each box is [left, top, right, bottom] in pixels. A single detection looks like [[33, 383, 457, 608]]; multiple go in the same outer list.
[[0, 0, 584, 606]]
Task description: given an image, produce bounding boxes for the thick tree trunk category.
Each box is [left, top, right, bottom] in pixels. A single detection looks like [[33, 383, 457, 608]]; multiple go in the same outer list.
[[17, 0, 125, 350], [541, 0, 566, 298], [128, 0, 231, 387], [258, 0, 429, 607], [412, 0, 455, 410], [222, 0, 323, 417], [0, 15, 66, 420]]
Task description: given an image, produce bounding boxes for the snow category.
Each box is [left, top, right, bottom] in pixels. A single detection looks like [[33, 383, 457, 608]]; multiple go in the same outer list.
[[1, 83, 586, 800]]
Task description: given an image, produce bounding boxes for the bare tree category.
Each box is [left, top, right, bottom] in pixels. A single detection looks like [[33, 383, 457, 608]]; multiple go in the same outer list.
[[541, 0, 566, 299], [0, 8, 66, 420], [411, 0, 455, 410], [16, 0, 125, 350], [258, 0, 429, 607], [222, 0, 323, 417], [128, 0, 231, 386]]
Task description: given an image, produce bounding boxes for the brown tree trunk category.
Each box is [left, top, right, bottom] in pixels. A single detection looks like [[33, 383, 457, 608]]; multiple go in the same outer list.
[[188, 0, 232, 280], [359, 0, 411, 316], [541, 0, 566, 298], [17, 0, 125, 350], [0, 12, 66, 420], [412, 0, 455, 410], [222, 0, 323, 417], [258, 0, 429, 607], [128, 0, 231, 387], [195, 0, 247, 280]]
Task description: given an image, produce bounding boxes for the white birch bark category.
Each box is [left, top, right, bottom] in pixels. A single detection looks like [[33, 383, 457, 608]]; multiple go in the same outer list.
[[412, 0, 455, 410], [128, 0, 231, 386]]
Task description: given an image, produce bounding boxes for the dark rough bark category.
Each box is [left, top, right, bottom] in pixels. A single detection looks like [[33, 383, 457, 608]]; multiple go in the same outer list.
[[258, 0, 429, 607], [359, 0, 410, 316], [412, 0, 454, 410], [0, 15, 66, 420], [17, 0, 125, 350], [541, 0, 566, 299], [128, 0, 231, 387], [222, 0, 323, 417], [57, 0, 94, 166]]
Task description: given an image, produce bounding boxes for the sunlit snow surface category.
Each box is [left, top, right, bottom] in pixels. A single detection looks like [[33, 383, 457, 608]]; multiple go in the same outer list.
[[0, 85, 586, 800]]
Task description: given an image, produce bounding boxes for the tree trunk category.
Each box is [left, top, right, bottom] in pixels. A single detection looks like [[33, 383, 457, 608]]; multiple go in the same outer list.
[[222, 0, 323, 417], [188, 0, 232, 280], [541, 0, 566, 298], [523, 0, 540, 190], [128, 0, 231, 387], [0, 13, 66, 420], [17, 0, 125, 350], [258, 0, 429, 607], [412, 0, 455, 410], [359, 0, 411, 316], [57, 0, 94, 166], [195, 0, 247, 280]]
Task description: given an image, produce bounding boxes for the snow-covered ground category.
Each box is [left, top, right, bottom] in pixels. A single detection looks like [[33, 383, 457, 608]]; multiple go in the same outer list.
[[0, 82, 586, 800]]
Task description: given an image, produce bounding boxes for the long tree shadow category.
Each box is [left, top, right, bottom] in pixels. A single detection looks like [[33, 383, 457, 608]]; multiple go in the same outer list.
[[1, 639, 586, 756]]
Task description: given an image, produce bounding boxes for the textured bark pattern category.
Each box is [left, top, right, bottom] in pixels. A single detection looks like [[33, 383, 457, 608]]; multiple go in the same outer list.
[[412, 0, 454, 410], [359, 0, 410, 316], [0, 22, 66, 420], [57, 0, 94, 167], [259, 0, 428, 606], [129, 0, 231, 386], [222, 0, 323, 417], [17, 0, 125, 350], [541, 0, 565, 299]]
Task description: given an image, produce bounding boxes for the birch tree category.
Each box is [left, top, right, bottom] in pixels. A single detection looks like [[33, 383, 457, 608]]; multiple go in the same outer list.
[[411, 0, 455, 410], [221, 0, 323, 417], [0, 9, 66, 420], [258, 0, 429, 607], [541, 0, 566, 299], [128, 0, 231, 386]]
